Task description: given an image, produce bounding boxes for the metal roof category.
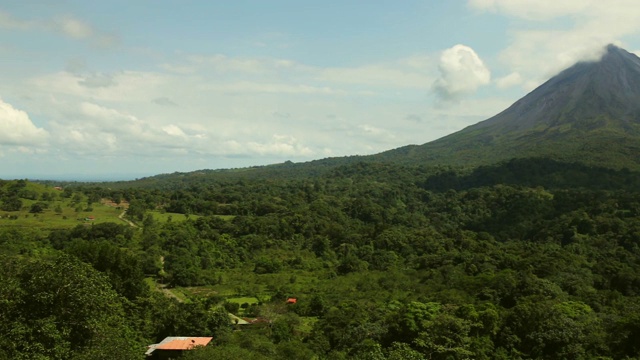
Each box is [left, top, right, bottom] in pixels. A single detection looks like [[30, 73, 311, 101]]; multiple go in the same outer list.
[[145, 336, 213, 356]]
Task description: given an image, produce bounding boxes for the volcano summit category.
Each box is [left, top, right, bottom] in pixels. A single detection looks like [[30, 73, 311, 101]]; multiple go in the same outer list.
[[378, 44, 640, 170]]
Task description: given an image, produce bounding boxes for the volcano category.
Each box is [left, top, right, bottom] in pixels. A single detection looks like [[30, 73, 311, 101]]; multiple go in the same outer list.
[[377, 44, 640, 170]]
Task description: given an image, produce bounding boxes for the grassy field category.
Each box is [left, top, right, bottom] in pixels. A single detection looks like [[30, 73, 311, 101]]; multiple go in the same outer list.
[[146, 210, 234, 223], [226, 296, 261, 305], [147, 211, 197, 223], [1, 200, 204, 231], [0, 199, 125, 230]]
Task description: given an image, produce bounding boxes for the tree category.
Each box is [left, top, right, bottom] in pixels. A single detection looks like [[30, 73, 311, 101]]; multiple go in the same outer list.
[[127, 199, 146, 221], [29, 202, 45, 213], [0, 196, 22, 211], [0, 254, 141, 359]]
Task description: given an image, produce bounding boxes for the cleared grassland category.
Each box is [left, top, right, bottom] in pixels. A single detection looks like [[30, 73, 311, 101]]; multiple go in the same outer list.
[[0, 199, 124, 230]]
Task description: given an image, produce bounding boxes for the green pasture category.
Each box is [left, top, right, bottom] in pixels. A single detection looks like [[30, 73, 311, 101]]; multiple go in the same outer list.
[[0, 199, 124, 230], [147, 211, 235, 223], [178, 268, 325, 303], [226, 296, 261, 305], [147, 210, 198, 223], [0, 200, 214, 231]]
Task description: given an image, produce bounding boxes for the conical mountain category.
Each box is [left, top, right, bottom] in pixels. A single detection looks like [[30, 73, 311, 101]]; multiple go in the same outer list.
[[377, 44, 640, 169]]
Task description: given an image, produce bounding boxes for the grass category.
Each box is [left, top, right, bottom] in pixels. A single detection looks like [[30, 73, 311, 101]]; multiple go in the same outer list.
[[183, 286, 219, 298], [0, 199, 124, 230], [168, 287, 190, 302], [144, 277, 157, 290], [147, 210, 234, 223], [148, 210, 199, 223], [1, 200, 223, 232], [0, 181, 234, 233], [227, 296, 260, 305]]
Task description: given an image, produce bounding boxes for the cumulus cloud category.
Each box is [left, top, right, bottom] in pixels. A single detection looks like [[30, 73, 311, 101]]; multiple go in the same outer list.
[[468, 0, 590, 21], [0, 97, 49, 146], [78, 73, 118, 88], [247, 135, 313, 156], [469, 0, 640, 87], [162, 124, 186, 137], [152, 97, 178, 106], [0, 10, 33, 30], [201, 82, 346, 95], [31, 71, 167, 103], [405, 114, 423, 123], [21, 50, 442, 164], [272, 111, 291, 118], [188, 54, 295, 74], [318, 56, 431, 88], [175, 53, 432, 90], [433, 44, 491, 101], [79, 101, 138, 126], [51, 15, 117, 46], [53, 16, 93, 39], [46, 99, 303, 159], [495, 72, 523, 89], [0, 10, 116, 47]]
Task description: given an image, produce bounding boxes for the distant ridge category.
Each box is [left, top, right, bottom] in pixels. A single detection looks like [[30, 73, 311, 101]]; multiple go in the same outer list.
[[375, 44, 640, 170]]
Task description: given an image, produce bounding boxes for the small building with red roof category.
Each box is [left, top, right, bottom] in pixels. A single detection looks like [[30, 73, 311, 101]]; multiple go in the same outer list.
[[286, 297, 297, 304], [145, 336, 212, 359]]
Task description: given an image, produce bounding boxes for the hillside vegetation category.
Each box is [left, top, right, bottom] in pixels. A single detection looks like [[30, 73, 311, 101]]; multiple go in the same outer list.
[[1, 158, 640, 359]]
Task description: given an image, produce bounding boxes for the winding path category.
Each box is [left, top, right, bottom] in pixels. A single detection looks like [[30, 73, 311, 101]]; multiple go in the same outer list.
[[118, 209, 137, 227]]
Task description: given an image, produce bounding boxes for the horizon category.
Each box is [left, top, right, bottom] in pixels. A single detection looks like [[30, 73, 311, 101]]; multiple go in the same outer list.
[[2, 1, 640, 181]]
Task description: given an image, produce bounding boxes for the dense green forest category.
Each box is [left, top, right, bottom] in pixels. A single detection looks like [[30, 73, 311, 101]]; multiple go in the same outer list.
[[2, 158, 640, 359]]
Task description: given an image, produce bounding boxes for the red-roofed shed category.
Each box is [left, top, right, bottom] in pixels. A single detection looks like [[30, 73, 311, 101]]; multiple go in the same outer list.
[[146, 337, 212, 359], [286, 297, 297, 304]]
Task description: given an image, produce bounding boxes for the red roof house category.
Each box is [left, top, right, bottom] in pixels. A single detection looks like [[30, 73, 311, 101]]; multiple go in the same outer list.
[[286, 297, 297, 304], [145, 337, 212, 359]]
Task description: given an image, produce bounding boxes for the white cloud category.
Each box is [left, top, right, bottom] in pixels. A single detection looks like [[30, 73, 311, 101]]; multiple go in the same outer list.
[[469, 0, 640, 87], [357, 124, 397, 145], [174, 53, 433, 90], [159, 63, 196, 74], [53, 16, 93, 39], [242, 135, 313, 156], [188, 54, 296, 74], [433, 44, 491, 101], [201, 81, 347, 95], [79, 101, 139, 127], [78, 73, 117, 88], [0, 10, 116, 47], [495, 72, 523, 88], [51, 15, 117, 46], [31, 71, 167, 103], [162, 124, 186, 137], [153, 97, 178, 106], [318, 55, 432, 89], [405, 114, 423, 123], [0, 10, 33, 30], [468, 0, 592, 21], [18, 50, 441, 164], [0, 97, 49, 146]]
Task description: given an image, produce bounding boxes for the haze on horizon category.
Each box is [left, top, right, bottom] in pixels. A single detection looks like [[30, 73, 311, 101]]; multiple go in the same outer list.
[[1, 1, 640, 181]]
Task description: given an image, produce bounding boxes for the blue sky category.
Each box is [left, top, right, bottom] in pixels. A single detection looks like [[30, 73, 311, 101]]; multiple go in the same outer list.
[[1, 1, 639, 180]]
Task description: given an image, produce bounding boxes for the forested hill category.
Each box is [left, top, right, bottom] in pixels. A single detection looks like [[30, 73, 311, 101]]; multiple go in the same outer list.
[[86, 157, 640, 193], [3, 155, 640, 359]]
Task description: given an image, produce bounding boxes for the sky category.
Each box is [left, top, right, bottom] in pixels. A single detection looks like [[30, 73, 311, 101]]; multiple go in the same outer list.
[[1, 0, 640, 181]]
